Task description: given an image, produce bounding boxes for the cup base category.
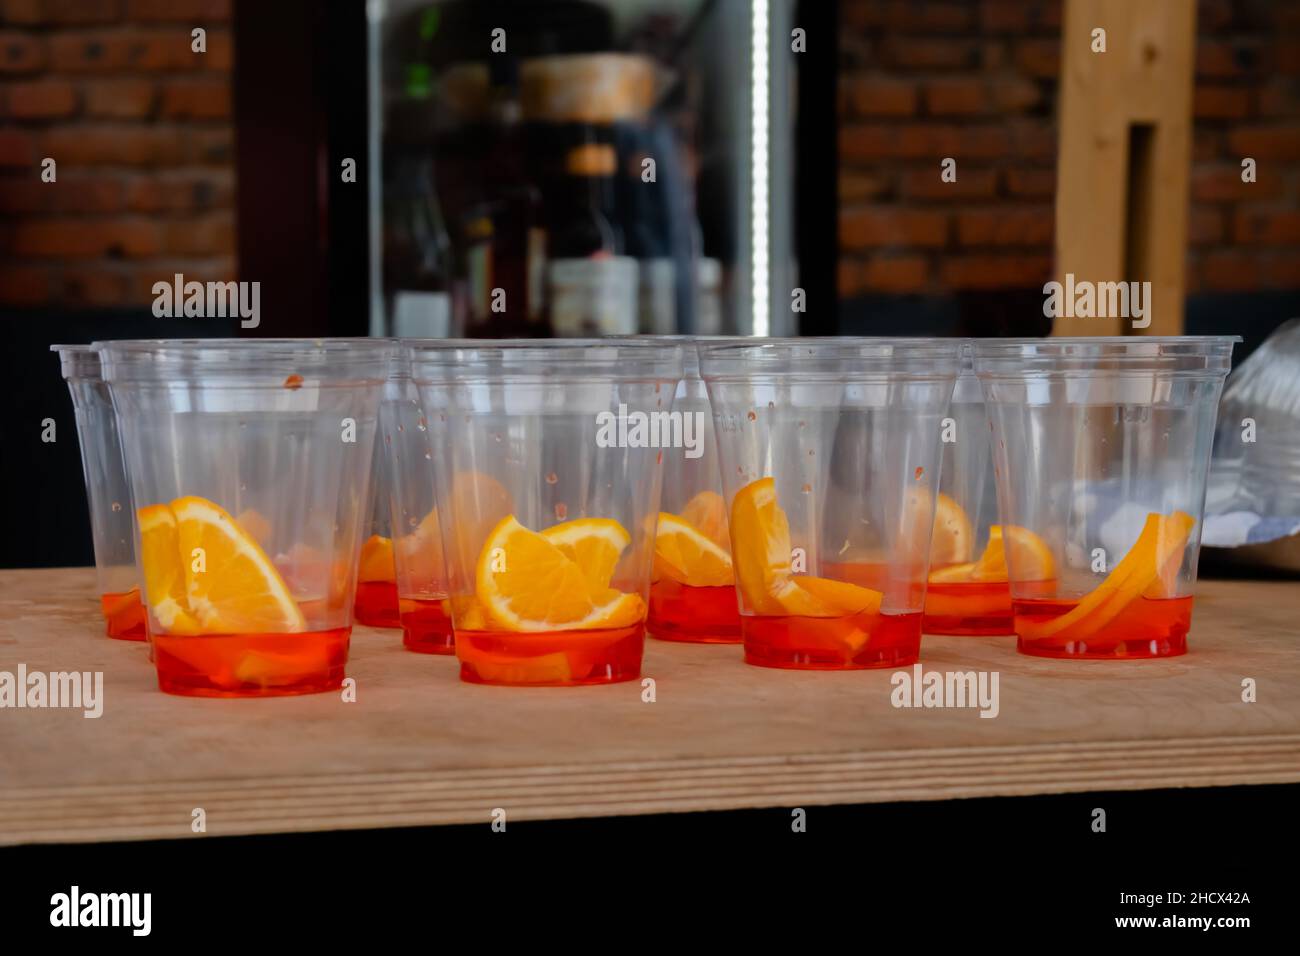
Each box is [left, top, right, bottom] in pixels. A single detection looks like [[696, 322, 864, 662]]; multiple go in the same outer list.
[[354, 580, 401, 629], [1017, 635, 1188, 660], [1013, 594, 1193, 660], [399, 598, 455, 654], [152, 627, 351, 698], [101, 591, 147, 641], [742, 611, 923, 670], [456, 623, 645, 686]]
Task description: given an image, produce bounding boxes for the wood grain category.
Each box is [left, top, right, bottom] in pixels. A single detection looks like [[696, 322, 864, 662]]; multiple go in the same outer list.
[[1, 568, 1298, 844]]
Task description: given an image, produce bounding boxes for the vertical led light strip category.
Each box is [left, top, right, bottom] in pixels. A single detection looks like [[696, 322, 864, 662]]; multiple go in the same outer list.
[[365, 0, 386, 336], [750, 0, 770, 337]]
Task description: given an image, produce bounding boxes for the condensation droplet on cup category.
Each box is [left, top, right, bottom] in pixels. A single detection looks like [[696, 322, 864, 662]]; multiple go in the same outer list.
[[418, 417, 427, 431], [747, 410, 757, 422], [423, 452, 432, 460], [283, 374, 303, 390], [768, 401, 775, 409], [493, 432, 502, 443], [554, 502, 568, 521], [801, 483, 811, 494], [546, 472, 558, 485], [111, 502, 121, 512], [397, 423, 404, 432], [915, 466, 924, 480], [408, 517, 418, 529], [656, 450, 663, 465]]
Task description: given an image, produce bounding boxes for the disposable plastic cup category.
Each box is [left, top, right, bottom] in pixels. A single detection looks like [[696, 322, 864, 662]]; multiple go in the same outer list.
[[699, 339, 961, 670], [922, 344, 1014, 635], [353, 417, 401, 629], [410, 340, 683, 686], [640, 337, 742, 644], [974, 336, 1237, 660], [383, 347, 454, 654], [100, 339, 393, 697], [52, 345, 145, 641]]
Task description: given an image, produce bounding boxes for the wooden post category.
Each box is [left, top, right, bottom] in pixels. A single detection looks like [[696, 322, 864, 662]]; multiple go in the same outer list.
[[1053, 0, 1197, 336]]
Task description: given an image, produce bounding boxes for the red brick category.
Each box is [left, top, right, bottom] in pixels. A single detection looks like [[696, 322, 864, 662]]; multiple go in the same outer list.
[[882, 38, 978, 70], [957, 207, 1053, 247], [1015, 39, 1059, 79], [1256, 80, 1300, 118], [841, 125, 894, 161], [60, 267, 132, 307], [162, 213, 234, 255], [1188, 207, 1224, 245], [1198, 251, 1261, 291], [1191, 163, 1283, 200], [1193, 86, 1252, 120], [842, 0, 885, 29], [8, 218, 160, 258], [125, 0, 231, 21], [1198, 0, 1235, 32], [0, 174, 44, 212], [1262, 253, 1300, 288], [159, 78, 230, 119], [49, 30, 200, 73], [862, 254, 930, 293], [200, 27, 231, 71], [84, 78, 157, 119], [1196, 41, 1266, 79], [0, 30, 45, 72], [940, 254, 1052, 289], [1010, 123, 1056, 161], [839, 171, 891, 202], [5, 79, 78, 119], [1233, 209, 1300, 244], [43, 126, 185, 166], [1193, 128, 1223, 162], [884, 1, 972, 32], [0, 128, 35, 165], [992, 77, 1043, 113], [841, 77, 917, 118], [0, 0, 120, 24], [1003, 168, 1056, 198], [925, 79, 987, 116], [186, 127, 232, 164], [1228, 126, 1300, 159], [846, 124, 1021, 160], [125, 169, 234, 212], [897, 125, 970, 158], [838, 258, 864, 297], [50, 175, 125, 213], [0, 264, 51, 306], [840, 207, 948, 249], [1278, 40, 1300, 76], [980, 0, 1061, 33], [901, 166, 997, 199]]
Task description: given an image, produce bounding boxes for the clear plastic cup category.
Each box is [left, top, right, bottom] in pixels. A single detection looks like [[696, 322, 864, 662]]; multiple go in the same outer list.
[[52, 345, 146, 641], [922, 344, 1013, 635], [353, 421, 401, 629], [699, 339, 962, 669], [974, 336, 1237, 660], [99, 339, 393, 697], [383, 347, 453, 654], [409, 340, 683, 686], [642, 337, 742, 644]]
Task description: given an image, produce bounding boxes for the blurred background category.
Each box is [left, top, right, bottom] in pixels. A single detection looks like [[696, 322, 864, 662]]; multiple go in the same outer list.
[[2, 0, 1300, 567]]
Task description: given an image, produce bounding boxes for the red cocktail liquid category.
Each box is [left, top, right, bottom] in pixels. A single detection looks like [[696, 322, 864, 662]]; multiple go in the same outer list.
[[1014, 594, 1194, 659], [456, 623, 645, 686], [354, 580, 400, 629], [742, 609, 923, 669], [647, 579, 741, 643], [923, 580, 1011, 635], [152, 626, 351, 697], [399, 597, 455, 655], [100, 589, 147, 641]]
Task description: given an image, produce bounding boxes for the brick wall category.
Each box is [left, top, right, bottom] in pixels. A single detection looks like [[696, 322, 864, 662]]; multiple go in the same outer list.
[[838, 0, 1300, 298], [0, 0, 235, 309]]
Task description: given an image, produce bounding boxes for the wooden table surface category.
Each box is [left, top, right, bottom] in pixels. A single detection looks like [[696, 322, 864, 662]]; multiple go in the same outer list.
[[1, 567, 1298, 845]]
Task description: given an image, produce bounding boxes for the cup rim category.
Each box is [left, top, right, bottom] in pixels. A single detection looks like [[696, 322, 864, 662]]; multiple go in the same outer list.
[[973, 335, 1240, 375], [406, 338, 684, 380], [96, 338, 397, 383]]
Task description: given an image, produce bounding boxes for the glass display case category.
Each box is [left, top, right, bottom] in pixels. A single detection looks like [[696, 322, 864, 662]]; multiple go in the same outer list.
[[366, 0, 799, 338]]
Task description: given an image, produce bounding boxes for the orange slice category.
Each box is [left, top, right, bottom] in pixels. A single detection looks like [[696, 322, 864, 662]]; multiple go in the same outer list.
[[1019, 511, 1194, 643], [929, 524, 1055, 584], [654, 512, 733, 587], [172, 495, 306, 634], [358, 534, 397, 583], [730, 477, 882, 616], [476, 516, 644, 631], [679, 490, 729, 548], [929, 492, 974, 565], [138, 503, 199, 634], [540, 517, 630, 596]]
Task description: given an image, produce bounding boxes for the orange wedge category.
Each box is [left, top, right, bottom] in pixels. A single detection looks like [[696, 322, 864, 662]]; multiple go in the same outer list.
[[138, 503, 200, 634], [476, 515, 644, 632], [171, 495, 306, 634], [655, 512, 733, 587], [679, 490, 729, 548], [730, 477, 882, 617], [358, 534, 397, 583], [928, 524, 1055, 584], [540, 517, 630, 596], [234, 507, 271, 549], [1019, 511, 1194, 643]]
